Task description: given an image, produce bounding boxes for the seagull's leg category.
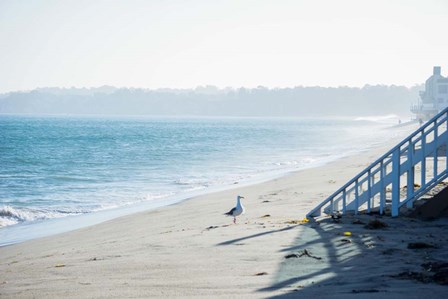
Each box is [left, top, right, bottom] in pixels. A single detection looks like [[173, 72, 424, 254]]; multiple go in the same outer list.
[[233, 217, 236, 224]]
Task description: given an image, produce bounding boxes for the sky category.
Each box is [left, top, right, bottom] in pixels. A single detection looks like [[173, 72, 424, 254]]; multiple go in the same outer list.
[[0, 0, 447, 93]]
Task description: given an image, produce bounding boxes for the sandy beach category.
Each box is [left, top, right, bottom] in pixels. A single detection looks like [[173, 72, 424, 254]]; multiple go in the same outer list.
[[1, 123, 448, 298]]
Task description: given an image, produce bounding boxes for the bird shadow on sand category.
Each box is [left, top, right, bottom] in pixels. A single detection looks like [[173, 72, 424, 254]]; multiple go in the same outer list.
[[216, 226, 298, 246], [257, 215, 448, 298]]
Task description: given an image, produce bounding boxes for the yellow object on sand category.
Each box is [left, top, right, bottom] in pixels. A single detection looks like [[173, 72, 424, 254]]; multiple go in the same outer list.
[[284, 218, 309, 225], [343, 232, 352, 236]]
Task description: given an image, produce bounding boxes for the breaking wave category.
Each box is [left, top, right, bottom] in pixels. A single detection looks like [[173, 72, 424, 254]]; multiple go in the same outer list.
[[1, 205, 50, 227], [0, 205, 87, 228]]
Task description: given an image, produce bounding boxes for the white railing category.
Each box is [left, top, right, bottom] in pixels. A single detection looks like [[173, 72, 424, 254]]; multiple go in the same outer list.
[[307, 107, 448, 218]]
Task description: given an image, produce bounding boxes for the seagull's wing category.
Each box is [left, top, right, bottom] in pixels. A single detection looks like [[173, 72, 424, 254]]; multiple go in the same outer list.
[[224, 207, 236, 216]]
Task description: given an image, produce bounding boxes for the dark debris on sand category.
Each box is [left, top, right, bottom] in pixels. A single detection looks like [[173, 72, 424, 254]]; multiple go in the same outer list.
[[391, 261, 448, 285], [407, 242, 436, 249], [352, 289, 382, 293], [364, 219, 388, 229], [205, 225, 219, 231], [285, 249, 322, 260]]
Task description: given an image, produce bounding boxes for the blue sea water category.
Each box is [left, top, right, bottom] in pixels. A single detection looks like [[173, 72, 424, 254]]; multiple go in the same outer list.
[[0, 114, 399, 245]]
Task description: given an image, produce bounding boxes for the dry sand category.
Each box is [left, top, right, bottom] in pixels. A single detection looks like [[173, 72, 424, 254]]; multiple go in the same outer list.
[[1, 123, 448, 298]]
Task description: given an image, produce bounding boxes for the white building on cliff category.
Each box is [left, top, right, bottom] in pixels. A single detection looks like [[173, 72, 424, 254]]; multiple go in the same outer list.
[[411, 66, 448, 120]]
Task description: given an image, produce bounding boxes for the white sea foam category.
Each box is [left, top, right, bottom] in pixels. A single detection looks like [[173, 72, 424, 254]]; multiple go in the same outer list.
[[174, 178, 209, 187], [273, 157, 316, 166], [143, 192, 176, 201], [354, 114, 399, 123]]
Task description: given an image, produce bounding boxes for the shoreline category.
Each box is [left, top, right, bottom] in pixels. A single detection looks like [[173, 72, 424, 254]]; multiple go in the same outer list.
[[1, 123, 440, 298], [0, 151, 346, 247]]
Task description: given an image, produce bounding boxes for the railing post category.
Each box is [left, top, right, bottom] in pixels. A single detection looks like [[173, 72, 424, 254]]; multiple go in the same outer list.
[[355, 180, 359, 215], [367, 170, 372, 213], [391, 150, 400, 217], [380, 161, 385, 215], [446, 114, 448, 169], [407, 140, 415, 208], [342, 189, 346, 214], [422, 132, 426, 186], [434, 124, 438, 178], [330, 198, 334, 215]]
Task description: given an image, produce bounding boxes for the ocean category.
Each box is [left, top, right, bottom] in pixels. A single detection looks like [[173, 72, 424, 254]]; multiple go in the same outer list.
[[0, 114, 400, 245]]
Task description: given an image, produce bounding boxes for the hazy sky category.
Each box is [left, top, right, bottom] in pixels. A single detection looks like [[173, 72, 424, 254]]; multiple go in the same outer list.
[[0, 0, 447, 92]]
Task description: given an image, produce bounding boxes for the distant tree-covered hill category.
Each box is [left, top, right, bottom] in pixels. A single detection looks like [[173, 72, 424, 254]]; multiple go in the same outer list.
[[0, 85, 422, 117]]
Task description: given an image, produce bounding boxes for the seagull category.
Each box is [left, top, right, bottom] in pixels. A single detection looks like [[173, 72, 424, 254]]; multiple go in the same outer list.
[[224, 195, 245, 224]]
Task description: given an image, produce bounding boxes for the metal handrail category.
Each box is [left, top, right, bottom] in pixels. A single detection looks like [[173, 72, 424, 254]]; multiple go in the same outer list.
[[307, 106, 448, 218]]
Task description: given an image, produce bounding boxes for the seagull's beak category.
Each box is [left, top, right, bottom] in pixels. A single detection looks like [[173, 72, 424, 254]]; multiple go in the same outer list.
[[240, 196, 245, 199]]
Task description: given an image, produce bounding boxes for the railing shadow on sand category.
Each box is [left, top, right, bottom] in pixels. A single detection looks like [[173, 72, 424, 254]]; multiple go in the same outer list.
[[256, 214, 448, 299]]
